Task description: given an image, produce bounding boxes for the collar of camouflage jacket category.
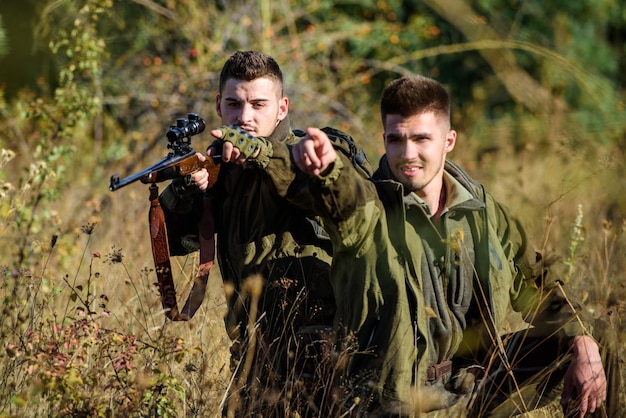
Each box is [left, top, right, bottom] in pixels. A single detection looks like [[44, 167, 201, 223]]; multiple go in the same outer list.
[[268, 115, 292, 143]]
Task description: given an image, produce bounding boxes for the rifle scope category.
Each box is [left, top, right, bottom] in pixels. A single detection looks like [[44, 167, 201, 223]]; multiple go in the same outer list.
[[166, 113, 206, 141]]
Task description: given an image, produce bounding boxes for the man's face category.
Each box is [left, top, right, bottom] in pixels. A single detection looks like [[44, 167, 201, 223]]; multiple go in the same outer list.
[[383, 111, 456, 196], [216, 77, 288, 137]]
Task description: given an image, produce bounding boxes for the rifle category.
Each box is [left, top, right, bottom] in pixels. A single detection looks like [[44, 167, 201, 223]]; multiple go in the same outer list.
[[109, 113, 220, 191], [110, 113, 220, 321]]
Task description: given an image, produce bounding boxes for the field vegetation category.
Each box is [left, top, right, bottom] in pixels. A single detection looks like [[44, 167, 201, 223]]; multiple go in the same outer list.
[[0, 0, 625, 416]]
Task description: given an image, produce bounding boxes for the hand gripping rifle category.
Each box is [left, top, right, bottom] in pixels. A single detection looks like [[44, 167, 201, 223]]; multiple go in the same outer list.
[[109, 113, 220, 321]]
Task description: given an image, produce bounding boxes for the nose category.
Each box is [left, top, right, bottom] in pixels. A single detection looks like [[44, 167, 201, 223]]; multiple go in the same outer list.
[[401, 140, 418, 160], [239, 104, 254, 124]]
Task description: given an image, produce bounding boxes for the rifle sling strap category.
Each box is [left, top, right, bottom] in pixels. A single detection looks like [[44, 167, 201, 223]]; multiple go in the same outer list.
[[148, 184, 214, 321]]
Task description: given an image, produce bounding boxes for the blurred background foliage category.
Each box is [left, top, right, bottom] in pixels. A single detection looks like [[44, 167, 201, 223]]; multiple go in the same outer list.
[[0, 0, 625, 315], [0, 0, 625, 415]]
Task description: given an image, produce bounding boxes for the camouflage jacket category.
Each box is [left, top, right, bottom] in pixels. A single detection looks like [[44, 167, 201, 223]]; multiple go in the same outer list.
[[159, 118, 336, 349], [263, 150, 592, 413]]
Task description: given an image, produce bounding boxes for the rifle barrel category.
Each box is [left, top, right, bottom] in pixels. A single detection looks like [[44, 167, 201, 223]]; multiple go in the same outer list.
[[109, 153, 221, 192], [109, 152, 194, 191]]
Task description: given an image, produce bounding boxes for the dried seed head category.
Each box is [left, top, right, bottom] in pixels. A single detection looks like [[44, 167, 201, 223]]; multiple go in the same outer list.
[[81, 222, 96, 235], [106, 246, 123, 264]]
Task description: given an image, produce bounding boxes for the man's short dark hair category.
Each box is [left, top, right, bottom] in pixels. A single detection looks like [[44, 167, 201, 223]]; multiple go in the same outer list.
[[219, 50, 284, 95], [380, 75, 451, 126]]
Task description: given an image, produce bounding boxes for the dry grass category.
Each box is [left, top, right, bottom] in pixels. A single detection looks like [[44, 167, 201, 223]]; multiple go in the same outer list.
[[1, 139, 624, 417], [0, 0, 623, 414]]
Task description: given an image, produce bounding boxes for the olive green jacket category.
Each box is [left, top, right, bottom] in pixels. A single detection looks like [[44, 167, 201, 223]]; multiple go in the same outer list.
[[262, 148, 591, 412]]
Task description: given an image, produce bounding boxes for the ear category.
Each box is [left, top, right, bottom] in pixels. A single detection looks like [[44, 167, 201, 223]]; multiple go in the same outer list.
[[277, 96, 288, 121], [381, 115, 388, 144], [215, 94, 222, 118], [445, 130, 457, 153]]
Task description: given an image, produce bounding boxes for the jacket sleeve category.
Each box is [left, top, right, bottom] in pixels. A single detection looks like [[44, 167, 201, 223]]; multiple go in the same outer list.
[[254, 136, 381, 257], [306, 154, 382, 258], [251, 130, 373, 218]]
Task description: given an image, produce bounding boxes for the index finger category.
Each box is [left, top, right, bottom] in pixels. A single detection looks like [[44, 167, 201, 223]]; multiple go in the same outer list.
[[302, 137, 323, 169], [292, 137, 315, 173]]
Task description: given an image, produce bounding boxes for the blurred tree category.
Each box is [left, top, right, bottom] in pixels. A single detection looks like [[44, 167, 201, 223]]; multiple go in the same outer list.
[[0, 15, 6, 59], [3, 0, 622, 159], [0, 0, 625, 266]]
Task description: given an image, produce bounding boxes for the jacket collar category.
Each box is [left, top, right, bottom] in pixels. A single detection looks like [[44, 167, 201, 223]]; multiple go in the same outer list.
[[267, 116, 292, 143], [373, 155, 485, 212]]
